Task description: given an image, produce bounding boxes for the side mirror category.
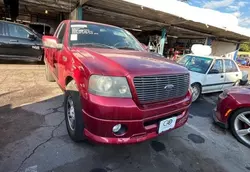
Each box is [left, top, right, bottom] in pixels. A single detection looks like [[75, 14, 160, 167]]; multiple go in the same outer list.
[[28, 34, 36, 40], [209, 69, 219, 74], [141, 43, 149, 51], [42, 36, 62, 50]]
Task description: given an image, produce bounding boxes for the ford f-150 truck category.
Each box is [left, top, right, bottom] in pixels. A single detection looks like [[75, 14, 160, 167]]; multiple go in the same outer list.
[[42, 20, 192, 144]]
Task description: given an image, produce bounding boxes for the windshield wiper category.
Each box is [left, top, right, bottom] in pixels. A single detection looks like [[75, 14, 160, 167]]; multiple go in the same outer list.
[[73, 43, 117, 49], [117, 46, 136, 50]]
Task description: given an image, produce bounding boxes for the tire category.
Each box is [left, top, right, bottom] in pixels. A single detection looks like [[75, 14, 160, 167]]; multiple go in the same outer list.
[[230, 108, 250, 148], [191, 83, 201, 102], [240, 80, 248, 86], [45, 62, 55, 82], [64, 80, 85, 142]]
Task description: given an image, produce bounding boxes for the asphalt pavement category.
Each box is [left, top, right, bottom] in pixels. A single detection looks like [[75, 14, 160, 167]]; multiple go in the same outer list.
[[0, 62, 250, 172]]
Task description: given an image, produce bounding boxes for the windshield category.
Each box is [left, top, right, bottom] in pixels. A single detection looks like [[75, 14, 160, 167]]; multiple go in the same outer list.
[[178, 55, 213, 74], [69, 23, 143, 51]]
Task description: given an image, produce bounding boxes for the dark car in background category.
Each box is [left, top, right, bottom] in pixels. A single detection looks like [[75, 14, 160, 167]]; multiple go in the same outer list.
[[28, 22, 53, 36], [0, 20, 43, 62]]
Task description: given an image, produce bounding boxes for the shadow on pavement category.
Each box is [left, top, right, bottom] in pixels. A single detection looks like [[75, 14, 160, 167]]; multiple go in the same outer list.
[[0, 104, 45, 148]]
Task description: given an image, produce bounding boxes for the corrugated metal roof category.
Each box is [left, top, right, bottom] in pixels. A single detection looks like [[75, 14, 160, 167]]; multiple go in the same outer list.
[[0, 0, 249, 41]]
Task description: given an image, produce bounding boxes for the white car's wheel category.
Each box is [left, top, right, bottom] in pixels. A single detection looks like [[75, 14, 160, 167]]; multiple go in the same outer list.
[[191, 84, 201, 102]]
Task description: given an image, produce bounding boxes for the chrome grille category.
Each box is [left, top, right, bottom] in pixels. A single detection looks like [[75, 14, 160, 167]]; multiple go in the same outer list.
[[133, 74, 189, 104]]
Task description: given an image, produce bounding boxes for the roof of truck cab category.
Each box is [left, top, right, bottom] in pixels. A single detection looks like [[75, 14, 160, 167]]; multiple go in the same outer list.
[[65, 20, 120, 29]]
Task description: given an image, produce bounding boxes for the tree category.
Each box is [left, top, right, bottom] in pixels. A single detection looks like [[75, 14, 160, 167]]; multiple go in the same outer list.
[[239, 42, 250, 52]]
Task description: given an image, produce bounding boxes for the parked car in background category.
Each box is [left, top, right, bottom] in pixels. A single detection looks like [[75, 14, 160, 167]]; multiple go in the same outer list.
[[43, 20, 192, 144], [214, 86, 250, 148], [178, 54, 248, 102], [28, 22, 53, 36], [236, 56, 248, 66], [0, 20, 43, 62]]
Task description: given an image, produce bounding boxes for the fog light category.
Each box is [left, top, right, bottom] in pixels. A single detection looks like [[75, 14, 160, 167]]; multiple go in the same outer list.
[[112, 124, 122, 133]]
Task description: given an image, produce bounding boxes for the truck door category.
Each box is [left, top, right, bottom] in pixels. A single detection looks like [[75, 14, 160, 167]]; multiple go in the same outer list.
[[52, 23, 66, 79]]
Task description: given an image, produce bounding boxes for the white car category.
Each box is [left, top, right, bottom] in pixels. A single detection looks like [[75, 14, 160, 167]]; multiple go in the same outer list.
[[178, 54, 249, 102]]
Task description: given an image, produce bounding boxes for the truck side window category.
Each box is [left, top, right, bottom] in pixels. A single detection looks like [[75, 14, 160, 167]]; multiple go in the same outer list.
[[57, 24, 66, 44]]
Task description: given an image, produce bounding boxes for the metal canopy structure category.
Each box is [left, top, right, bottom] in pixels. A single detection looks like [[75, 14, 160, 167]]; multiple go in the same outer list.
[[0, 0, 249, 42], [82, 0, 250, 42], [0, 0, 77, 21]]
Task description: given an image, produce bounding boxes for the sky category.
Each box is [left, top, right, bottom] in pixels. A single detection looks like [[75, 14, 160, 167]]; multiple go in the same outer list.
[[187, 0, 250, 28]]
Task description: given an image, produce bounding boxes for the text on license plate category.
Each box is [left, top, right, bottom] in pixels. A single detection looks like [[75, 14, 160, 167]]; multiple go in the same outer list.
[[158, 117, 177, 133]]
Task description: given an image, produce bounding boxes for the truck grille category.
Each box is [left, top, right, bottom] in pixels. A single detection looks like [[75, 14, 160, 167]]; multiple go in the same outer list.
[[133, 74, 189, 104]]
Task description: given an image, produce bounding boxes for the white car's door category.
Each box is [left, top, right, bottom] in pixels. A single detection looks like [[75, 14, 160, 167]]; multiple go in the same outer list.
[[202, 59, 225, 93], [223, 59, 241, 89]]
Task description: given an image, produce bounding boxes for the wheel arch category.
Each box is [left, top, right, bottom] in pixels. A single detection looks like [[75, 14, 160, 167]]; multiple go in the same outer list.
[[65, 75, 74, 86], [191, 82, 202, 91], [227, 106, 250, 128], [64, 75, 84, 96]]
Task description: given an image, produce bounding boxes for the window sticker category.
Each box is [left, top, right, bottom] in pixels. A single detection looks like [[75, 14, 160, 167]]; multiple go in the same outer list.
[[72, 27, 94, 35], [70, 34, 78, 41], [71, 24, 87, 28]]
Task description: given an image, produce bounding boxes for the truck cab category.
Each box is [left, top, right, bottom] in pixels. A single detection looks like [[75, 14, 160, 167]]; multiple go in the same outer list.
[[43, 20, 192, 144]]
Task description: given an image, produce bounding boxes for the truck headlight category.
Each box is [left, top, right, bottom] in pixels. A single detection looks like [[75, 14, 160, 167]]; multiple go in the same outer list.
[[89, 75, 132, 98]]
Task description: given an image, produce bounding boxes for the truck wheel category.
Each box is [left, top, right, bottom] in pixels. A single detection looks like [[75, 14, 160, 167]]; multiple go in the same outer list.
[[191, 83, 201, 102], [64, 80, 85, 142], [230, 108, 250, 148], [45, 62, 55, 82]]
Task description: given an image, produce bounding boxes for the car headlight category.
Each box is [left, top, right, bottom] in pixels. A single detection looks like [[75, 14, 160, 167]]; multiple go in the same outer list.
[[88, 75, 132, 97]]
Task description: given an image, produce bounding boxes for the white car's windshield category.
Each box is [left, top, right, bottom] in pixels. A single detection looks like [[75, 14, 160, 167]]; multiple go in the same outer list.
[[178, 55, 213, 74], [69, 23, 143, 51]]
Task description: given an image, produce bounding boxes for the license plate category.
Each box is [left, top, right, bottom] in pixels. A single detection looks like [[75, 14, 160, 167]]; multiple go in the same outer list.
[[158, 117, 177, 134]]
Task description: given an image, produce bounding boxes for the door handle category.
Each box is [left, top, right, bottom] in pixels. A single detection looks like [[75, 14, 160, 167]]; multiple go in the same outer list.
[[9, 40, 18, 42], [221, 75, 224, 78]]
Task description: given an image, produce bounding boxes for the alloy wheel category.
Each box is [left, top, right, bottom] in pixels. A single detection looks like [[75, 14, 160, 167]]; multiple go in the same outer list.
[[234, 111, 250, 146], [67, 96, 76, 131]]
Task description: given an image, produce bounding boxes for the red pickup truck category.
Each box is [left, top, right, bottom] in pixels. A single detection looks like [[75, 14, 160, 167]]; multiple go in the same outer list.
[[42, 20, 192, 144]]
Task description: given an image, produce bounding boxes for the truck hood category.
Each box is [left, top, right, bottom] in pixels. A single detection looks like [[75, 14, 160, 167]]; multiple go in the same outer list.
[[71, 48, 188, 76]]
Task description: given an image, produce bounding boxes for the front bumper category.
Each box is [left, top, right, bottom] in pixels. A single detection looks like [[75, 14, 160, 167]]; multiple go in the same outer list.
[[83, 109, 189, 144], [213, 108, 228, 129], [81, 90, 192, 144]]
